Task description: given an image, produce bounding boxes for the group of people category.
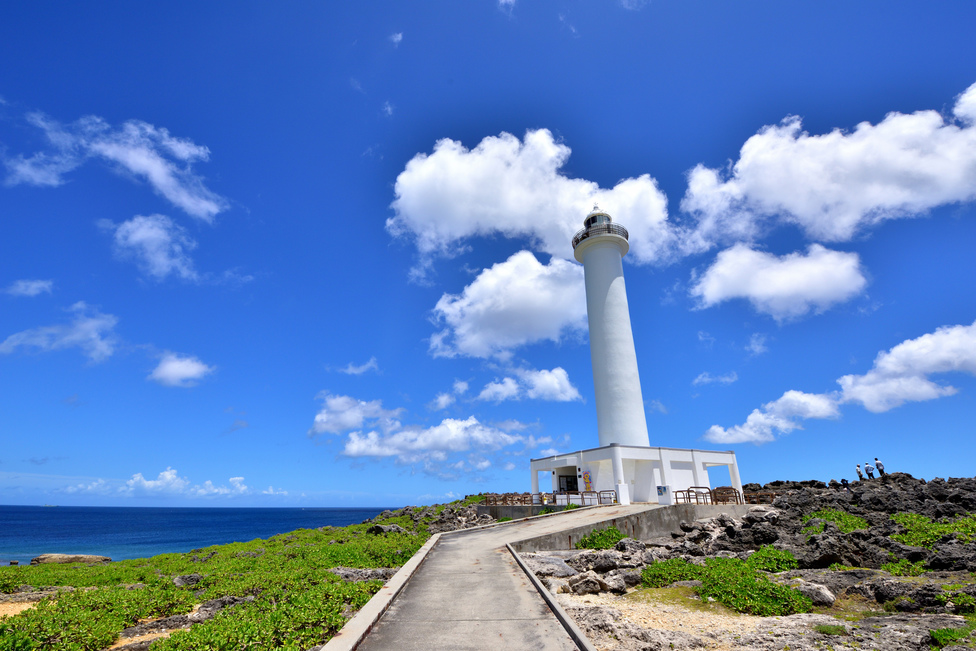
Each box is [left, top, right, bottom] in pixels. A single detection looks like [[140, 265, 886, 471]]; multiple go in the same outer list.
[[840, 458, 886, 491], [856, 458, 886, 480]]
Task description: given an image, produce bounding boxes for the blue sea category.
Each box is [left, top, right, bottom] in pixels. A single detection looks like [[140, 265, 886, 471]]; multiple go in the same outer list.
[[0, 505, 395, 566]]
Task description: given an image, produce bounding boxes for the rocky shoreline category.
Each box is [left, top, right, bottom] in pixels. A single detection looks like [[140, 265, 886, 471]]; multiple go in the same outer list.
[[522, 473, 976, 650]]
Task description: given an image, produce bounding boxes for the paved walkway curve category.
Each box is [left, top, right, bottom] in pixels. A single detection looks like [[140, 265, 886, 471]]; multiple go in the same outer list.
[[353, 504, 660, 651]]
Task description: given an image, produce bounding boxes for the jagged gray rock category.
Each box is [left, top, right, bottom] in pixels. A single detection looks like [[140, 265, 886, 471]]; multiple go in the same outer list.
[[30, 553, 110, 565]]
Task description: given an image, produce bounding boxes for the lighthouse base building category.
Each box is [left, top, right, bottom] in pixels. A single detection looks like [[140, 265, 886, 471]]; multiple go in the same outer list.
[[529, 444, 742, 506]]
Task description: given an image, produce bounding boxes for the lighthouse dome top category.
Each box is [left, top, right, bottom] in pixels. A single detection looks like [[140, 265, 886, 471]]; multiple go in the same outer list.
[[572, 206, 630, 257], [583, 207, 613, 229]]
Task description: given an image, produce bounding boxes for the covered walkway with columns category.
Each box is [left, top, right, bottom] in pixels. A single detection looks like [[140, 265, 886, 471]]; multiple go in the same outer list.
[[529, 444, 741, 506]]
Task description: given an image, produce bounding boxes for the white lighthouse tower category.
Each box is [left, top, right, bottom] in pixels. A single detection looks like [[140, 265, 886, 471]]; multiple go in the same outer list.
[[572, 207, 650, 449], [529, 207, 743, 506]]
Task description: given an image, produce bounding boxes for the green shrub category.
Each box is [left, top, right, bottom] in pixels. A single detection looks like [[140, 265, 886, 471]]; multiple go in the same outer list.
[[576, 526, 625, 550], [564, 502, 580, 510], [930, 616, 975, 649], [881, 558, 925, 576], [640, 557, 812, 617], [937, 592, 976, 614], [801, 509, 869, 534], [746, 546, 798, 572], [497, 517, 513, 522], [640, 559, 703, 587], [538, 507, 554, 515]]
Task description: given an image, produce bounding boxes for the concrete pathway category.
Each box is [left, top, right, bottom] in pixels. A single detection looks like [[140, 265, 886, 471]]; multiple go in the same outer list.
[[355, 504, 658, 651]]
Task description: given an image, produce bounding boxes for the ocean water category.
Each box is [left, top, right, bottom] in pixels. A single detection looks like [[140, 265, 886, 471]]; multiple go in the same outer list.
[[0, 505, 395, 566]]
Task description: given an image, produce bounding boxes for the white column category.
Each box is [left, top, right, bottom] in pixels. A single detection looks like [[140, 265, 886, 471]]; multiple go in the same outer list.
[[610, 445, 631, 505], [531, 470, 539, 494], [576, 237, 650, 448], [728, 453, 743, 495]]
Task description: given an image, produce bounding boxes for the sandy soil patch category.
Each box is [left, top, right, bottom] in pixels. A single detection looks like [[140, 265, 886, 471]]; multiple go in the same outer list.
[[0, 601, 37, 618], [558, 589, 766, 651]]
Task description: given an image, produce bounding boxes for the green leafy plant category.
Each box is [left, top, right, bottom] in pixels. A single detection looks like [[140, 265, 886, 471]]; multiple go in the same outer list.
[[538, 507, 554, 515], [930, 615, 976, 649], [828, 563, 858, 571], [576, 526, 625, 550], [746, 545, 798, 573], [881, 558, 925, 576], [800, 509, 869, 535], [0, 508, 431, 651], [497, 517, 513, 522], [890, 512, 976, 549], [564, 502, 580, 510], [937, 592, 976, 614], [640, 557, 812, 617]]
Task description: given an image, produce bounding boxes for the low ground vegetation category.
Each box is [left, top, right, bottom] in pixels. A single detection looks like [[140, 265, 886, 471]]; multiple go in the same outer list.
[[0, 498, 490, 651]]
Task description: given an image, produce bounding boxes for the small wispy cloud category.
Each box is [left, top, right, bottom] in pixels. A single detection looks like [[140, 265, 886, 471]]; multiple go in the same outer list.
[[389, 32, 403, 47], [4, 279, 53, 297], [101, 214, 199, 281], [692, 371, 738, 386], [4, 112, 228, 221], [0, 302, 118, 362], [382, 101, 394, 117], [339, 356, 379, 375], [747, 333, 768, 356]]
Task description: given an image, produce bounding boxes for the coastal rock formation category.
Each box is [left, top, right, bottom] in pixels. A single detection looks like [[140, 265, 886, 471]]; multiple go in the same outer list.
[[30, 553, 110, 565], [525, 473, 976, 651]]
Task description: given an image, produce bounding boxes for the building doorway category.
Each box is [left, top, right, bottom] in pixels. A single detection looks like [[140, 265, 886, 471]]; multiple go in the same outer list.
[[558, 475, 578, 492]]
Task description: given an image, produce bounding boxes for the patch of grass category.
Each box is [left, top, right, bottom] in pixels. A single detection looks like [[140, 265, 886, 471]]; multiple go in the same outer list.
[[624, 586, 739, 615], [538, 507, 554, 515], [497, 517, 513, 522], [881, 558, 926, 576], [576, 526, 625, 550], [890, 512, 976, 549], [564, 502, 580, 510], [813, 624, 848, 636], [801, 509, 869, 534], [937, 592, 976, 614], [828, 563, 859, 571]]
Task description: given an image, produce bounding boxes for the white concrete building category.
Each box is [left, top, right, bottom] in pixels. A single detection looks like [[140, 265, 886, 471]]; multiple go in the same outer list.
[[530, 208, 742, 504]]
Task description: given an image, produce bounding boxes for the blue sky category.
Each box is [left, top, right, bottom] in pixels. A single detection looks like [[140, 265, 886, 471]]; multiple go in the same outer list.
[[2, 1, 975, 507]]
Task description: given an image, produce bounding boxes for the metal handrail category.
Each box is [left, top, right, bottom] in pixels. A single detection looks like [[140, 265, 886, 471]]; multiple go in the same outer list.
[[572, 223, 629, 249]]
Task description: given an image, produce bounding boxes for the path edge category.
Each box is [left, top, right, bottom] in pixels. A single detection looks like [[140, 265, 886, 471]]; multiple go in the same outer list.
[[321, 532, 442, 651], [507, 543, 598, 651]]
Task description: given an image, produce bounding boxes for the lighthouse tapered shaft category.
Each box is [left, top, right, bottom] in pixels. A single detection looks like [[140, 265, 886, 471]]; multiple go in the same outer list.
[[573, 212, 650, 448]]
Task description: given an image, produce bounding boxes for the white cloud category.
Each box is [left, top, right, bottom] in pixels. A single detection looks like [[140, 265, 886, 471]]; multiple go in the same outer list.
[[453, 380, 469, 395], [343, 415, 523, 464], [705, 390, 840, 444], [838, 320, 976, 412], [262, 485, 288, 496], [692, 371, 738, 386], [389, 32, 403, 46], [102, 214, 198, 281], [4, 279, 53, 296], [477, 377, 520, 402], [430, 250, 586, 359], [476, 367, 582, 402], [503, 462, 517, 471], [747, 333, 768, 356], [308, 392, 403, 436], [0, 301, 118, 362], [118, 467, 251, 497], [149, 353, 215, 387], [430, 393, 455, 410], [339, 357, 379, 375], [690, 244, 867, 321], [519, 367, 582, 401], [4, 112, 227, 221], [706, 320, 976, 443], [382, 101, 394, 117], [387, 129, 674, 276], [124, 467, 191, 494], [681, 82, 976, 247]]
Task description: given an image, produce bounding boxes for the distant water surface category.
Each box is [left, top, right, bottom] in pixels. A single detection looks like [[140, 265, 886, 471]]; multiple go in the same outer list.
[[0, 505, 394, 566]]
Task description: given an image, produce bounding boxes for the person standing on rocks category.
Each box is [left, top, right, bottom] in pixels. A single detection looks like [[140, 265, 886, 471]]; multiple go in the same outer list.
[[875, 457, 886, 476], [856, 464, 864, 481], [864, 462, 875, 479], [840, 478, 850, 492]]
